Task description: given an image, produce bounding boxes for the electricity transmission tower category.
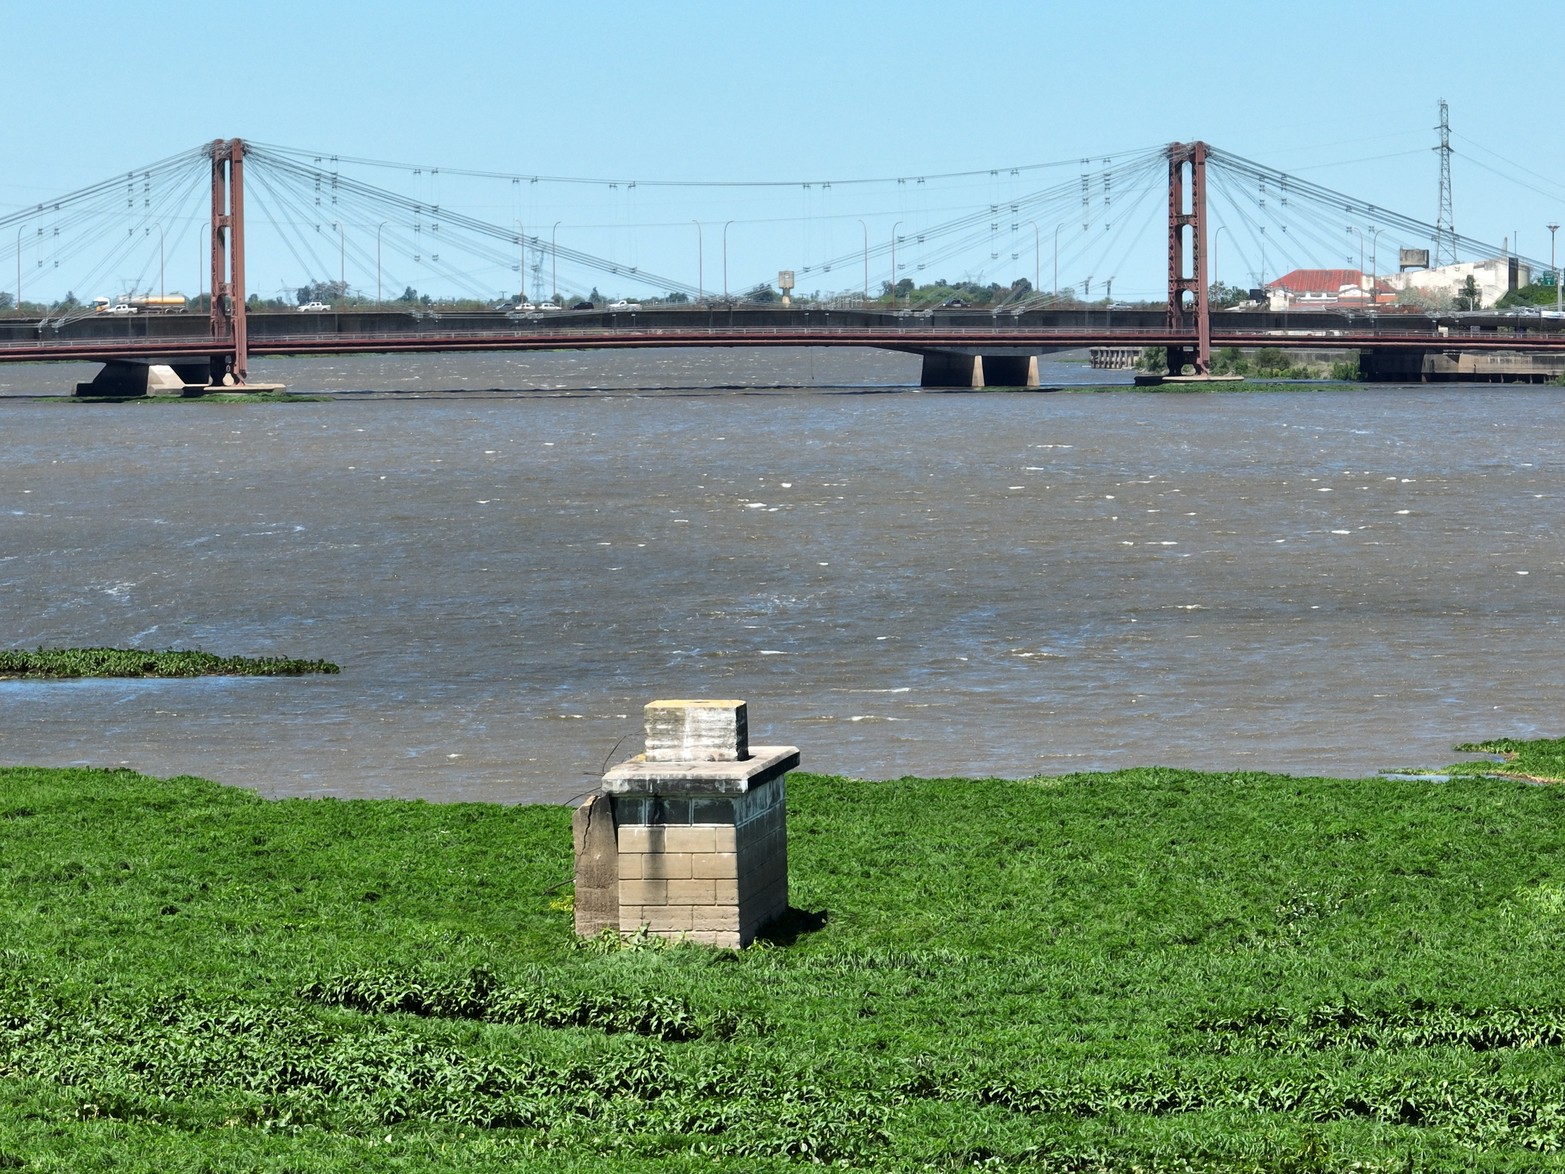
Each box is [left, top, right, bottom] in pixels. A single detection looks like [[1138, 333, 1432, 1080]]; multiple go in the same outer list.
[[1433, 99, 1455, 266]]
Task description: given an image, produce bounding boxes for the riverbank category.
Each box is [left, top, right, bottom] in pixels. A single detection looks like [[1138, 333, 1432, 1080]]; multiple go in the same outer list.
[[5, 757, 1565, 1170]]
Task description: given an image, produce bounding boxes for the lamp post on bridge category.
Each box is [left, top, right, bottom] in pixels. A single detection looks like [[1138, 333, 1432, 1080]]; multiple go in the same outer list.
[[856, 219, 867, 301], [1024, 220, 1040, 302], [551, 221, 561, 304], [1369, 227, 1385, 312], [723, 220, 736, 301], [891, 221, 906, 305], [332, 220, 344, 309], [1549, 223, 1560, 314], [692, 220, 703, 303], [376, 221, 388, 306], [1053, 222, 1065, 304], [15, 224, 22, 313], [522, 219, 535, 303], [145, 223, 165, 301]]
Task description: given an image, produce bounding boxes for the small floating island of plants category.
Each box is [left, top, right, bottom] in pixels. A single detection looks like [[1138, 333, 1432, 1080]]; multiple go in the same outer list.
[[0, 647, 339, 679]]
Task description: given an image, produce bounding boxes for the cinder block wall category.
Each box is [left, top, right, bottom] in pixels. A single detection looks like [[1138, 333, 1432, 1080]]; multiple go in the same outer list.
[[613, 781, 786, 948]]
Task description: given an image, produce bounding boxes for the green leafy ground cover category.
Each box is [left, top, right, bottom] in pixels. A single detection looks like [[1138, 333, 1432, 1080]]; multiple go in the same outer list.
[[1449, 736, 1565, 784], [0, 648, 339, 679], [5, 758, 1565, 1170]]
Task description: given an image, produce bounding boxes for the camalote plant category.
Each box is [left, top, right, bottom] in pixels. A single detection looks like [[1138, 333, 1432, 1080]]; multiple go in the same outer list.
[[1448, 735, 1565, 783], [8, 749, 1565, 1169], [296, 964, 755, 1041], [0, 647, 339, 678]]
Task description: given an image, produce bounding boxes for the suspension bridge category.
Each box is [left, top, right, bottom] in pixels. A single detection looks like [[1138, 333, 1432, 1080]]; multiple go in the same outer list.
[[2, 138, 1561, 393]]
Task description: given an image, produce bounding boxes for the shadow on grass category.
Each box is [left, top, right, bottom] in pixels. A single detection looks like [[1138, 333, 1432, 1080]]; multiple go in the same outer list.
[[757, 906, 828, 946]]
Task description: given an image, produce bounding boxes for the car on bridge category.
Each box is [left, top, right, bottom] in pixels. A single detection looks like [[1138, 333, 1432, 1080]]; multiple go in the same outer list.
[[608, 300, 641, 310], [297, 301, 331, 312]]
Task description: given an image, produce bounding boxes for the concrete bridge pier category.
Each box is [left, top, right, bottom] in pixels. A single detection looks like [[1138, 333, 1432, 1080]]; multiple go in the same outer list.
[[73, 360, 214, 398], [917, 350, 1039, 389]]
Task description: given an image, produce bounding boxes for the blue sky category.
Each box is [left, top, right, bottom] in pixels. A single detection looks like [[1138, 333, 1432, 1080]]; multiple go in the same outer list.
[[4, 0, 1562, 304]]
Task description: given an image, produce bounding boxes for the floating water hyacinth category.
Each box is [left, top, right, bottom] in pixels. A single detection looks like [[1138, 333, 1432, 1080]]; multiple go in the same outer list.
[[0, 648, 340, 679]]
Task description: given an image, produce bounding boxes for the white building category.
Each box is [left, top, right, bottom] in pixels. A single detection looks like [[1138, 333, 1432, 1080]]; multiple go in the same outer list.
[[1382, 257, 1529, 310]]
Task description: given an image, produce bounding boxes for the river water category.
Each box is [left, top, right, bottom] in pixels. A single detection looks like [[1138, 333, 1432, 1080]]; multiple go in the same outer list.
[[1, 348, 1561, 803]]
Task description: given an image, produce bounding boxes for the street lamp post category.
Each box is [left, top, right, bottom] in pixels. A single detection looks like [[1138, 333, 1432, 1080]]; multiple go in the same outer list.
[[1368, 227, 1385, 310], [332, 221, 345, 308], [1549, 223, 1561, 314], [856, 219, 868, 301], [376, 221, 388, 306], [149, 223, 165, 301], [722, 220, 735, 301], [890, 221, 903, 307], [522, 219, 535, 303], [1053, 223, 1065, 302], [551, 221, 561, 304], [692, 220, 703, 302], [16, 224, 23, 312], [1024, 220, 1040, 301]]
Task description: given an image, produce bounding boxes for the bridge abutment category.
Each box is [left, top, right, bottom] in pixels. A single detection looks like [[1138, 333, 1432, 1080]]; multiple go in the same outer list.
[[1357, 347, 1565, 383]]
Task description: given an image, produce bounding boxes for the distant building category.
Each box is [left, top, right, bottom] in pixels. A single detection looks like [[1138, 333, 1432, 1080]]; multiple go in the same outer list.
[[1265, 269, 1395, 312], [1381, 257, 1529, 310]]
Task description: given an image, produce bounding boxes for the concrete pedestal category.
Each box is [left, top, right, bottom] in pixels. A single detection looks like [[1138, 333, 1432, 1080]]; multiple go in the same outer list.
[[576, 699, 797, 948]]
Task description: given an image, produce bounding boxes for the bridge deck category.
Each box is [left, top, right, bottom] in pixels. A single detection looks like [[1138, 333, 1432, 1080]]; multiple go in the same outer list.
[[2, 308, 1562, 365]]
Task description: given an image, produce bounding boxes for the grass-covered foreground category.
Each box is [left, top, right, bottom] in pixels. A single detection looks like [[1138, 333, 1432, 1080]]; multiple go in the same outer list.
[[0, 648, 339, 679], [6, 757, 1565, 1170]]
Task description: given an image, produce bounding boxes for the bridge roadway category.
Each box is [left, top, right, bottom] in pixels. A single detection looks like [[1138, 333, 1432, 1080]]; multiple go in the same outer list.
[[2, 306, 1563, 366]]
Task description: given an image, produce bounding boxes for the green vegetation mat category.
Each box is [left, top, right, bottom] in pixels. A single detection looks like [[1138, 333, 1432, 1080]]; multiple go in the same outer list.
[[0, 648, 339, 679], [1449, 735, 1565, 784], [5, 757, 1565, 1170]]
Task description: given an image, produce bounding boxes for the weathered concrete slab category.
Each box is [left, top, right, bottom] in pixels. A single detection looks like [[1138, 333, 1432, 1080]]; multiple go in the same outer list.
[[644, 698, 748, 762], [572, 793, 619, 938], [601, 746, 799, 796]]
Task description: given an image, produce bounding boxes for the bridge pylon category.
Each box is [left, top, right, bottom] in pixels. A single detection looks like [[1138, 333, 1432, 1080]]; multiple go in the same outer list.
[[1165, 141, 1211, 378], [207, 138, 248, 385]]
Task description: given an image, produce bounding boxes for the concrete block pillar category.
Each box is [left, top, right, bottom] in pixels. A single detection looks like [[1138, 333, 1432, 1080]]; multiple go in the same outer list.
[[584, 699, 798, 948]]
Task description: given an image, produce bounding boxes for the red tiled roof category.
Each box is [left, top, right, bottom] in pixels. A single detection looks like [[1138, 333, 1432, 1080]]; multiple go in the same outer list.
[[1267, 268, 1364, 294], [1267, 268, 1395, 295]]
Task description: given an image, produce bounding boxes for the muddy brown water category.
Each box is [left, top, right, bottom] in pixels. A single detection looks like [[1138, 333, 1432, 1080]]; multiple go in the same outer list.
[[1, 348, 1560, 803]]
